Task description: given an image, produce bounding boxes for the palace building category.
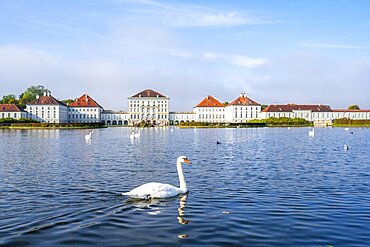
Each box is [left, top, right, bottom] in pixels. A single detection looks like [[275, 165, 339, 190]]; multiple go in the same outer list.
[[68, 94, 103, 123], [0, 104, 27, 119], [128, 89, 170, 125], [4, 87, 370, 126], [225, 93, 261, 123], [26, 90, 68, 123], [193, 95, 225, 123]]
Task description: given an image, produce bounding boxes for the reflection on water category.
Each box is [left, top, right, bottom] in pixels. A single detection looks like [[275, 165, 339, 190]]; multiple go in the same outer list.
[[177, 194, 190, 225], [0, 127, 370, 246]]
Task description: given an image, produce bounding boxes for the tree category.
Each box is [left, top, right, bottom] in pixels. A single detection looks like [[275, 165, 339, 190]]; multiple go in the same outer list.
[[18, 85, 46, 107], [261, 104, 268, 111], [223, 101, 229, 106], [62, 99, 74, 105], [0, 94, 18, 104], [348, 105, 360, 110]]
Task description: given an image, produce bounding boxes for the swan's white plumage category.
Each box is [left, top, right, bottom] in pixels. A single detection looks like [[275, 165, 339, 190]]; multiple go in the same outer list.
[[123, 156, 191, 199], [308, 128, 315, 137], [122, 182, 182, 199], [85, 131, 93, 141]]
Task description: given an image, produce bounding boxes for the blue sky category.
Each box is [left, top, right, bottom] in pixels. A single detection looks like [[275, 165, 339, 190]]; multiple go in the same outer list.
[[0, 0, 369, 110]]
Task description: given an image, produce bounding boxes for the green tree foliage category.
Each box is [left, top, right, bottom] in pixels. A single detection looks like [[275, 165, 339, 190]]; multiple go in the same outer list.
[[261, 104, 268, 110], [347, 105, 360, 110], [62, 99, 74, 105], [0, 94, 18, 104], [249, 117, 312, 126], [18, 85, 46, 107], [223, 101, 229, 106]]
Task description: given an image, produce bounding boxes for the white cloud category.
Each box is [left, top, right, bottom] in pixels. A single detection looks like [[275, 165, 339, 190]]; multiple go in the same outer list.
[[166, 49, 266, 68], [125, 1, 277, 27], [299, 41, 367, 49]]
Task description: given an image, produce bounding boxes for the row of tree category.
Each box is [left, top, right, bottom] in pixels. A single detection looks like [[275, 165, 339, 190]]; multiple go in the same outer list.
[[0, 85, 47, 108], [0, 85, 73, 108]]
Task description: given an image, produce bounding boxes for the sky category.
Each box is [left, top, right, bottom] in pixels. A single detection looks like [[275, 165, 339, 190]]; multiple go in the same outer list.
[[0, 0, 369, 111]]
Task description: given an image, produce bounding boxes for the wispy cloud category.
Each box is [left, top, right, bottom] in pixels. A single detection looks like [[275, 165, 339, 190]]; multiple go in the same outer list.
[[166, 49, 267, 68], [299, 41, 367, 49], [124, 1, 278, 27]]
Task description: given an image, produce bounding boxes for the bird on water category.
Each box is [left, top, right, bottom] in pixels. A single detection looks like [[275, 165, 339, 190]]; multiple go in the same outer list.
[[122, 156, 192, 199]]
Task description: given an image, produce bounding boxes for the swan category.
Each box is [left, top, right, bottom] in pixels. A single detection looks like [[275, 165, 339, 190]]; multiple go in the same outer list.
[[344, 144, 349, 151], [129, 131, 135, 140], [194, 127, 197, 133], [344, 128, 349, 131], [134, 130, 141, 138], [85, 131, 93, 141], [308, 128, 315, 137], [122, 156, 192, 199]]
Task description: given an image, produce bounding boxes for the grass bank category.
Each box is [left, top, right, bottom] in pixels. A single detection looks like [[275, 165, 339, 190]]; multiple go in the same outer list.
[[179, 122, 266, 128], [248, 117, 313, 127], [2, 122, 106, 129], [332, 118, 370, 127]]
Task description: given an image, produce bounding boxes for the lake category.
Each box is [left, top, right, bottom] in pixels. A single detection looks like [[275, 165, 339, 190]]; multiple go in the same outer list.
[[0, 127, 369, 246]]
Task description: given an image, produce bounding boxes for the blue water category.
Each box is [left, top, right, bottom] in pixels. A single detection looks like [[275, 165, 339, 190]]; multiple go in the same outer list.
[[0, 127, 369, 246]]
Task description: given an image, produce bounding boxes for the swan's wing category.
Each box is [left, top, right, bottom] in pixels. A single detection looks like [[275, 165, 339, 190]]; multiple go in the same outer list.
[[123, 182, 180, 198]]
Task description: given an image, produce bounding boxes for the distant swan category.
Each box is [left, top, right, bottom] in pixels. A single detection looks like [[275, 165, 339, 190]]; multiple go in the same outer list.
[[122, 156, 192, 199], [130, 131, 135, 140], [308, 128, 315, 137], [344, 144, 349, 151], [134, 130, 141, 138], [194, 128, 197, 133], [85, 131, 93, 141], [344, 128, 349, 131]]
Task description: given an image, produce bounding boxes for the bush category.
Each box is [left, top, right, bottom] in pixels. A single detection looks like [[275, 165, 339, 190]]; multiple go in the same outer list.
[[0, 118, 38, 123], [248, 117, 312, 126], [333, 118, 370, 126]]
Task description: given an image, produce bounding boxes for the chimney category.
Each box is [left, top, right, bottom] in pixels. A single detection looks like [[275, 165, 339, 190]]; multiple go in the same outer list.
[[36, 95, 40, 99], [43, 91, 47, 96], [86, 95, 88, 102], [274, 102, 277, 106]]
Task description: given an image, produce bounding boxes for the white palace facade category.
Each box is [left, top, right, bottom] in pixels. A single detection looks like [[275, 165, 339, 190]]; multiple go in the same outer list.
[[1, 87, 370, 125]]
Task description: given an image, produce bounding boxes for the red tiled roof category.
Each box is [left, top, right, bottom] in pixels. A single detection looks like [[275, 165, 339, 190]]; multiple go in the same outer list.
[[332, 109, 370, 112], [195, 95, 224, 107], [131, 89, 166, 98], [28, 95, 67, 106], [227, 94, 260, 106], [0, 104, 21, 112], [69, 94, 102, 108], [262, 104, 332, 113]]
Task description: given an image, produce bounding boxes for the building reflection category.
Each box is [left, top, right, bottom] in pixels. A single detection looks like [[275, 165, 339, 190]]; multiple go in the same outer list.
[[177, 194, 190, 225]]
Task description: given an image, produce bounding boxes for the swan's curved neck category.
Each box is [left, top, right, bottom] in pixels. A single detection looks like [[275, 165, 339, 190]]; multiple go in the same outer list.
[[177, 161, 187, 193]]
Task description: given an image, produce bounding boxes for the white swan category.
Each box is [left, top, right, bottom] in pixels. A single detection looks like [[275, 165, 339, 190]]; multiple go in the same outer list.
[[344, 127, 349, 131], [134, 130, 141, 138], [85, 131, 93, 141], [308, 128, 315, 137], [129, 131, 135, 140], [194, 127, 197, 133], [122, 156, 192, 199]]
